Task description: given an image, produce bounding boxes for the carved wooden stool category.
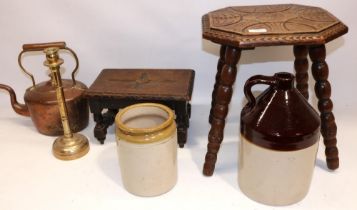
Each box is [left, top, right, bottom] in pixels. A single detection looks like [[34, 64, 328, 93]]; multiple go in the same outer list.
[[202, 4, 348, 176], [85, 69, 195, 148]]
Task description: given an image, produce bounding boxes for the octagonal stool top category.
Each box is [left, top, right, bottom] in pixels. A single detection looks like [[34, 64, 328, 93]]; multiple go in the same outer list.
[[202, 4, 348, 48]]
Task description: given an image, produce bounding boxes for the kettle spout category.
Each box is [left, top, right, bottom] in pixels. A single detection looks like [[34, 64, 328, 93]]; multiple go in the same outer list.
[[0, 84, 30, 116]]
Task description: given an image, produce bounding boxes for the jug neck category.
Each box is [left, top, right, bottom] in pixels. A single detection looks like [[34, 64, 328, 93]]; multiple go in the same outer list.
[[274, 72, 294, 90], [243, 72, 295, 112]]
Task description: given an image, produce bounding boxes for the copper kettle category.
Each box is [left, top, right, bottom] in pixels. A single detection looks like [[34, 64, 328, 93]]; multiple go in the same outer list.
[[0, 42, 89, 136]]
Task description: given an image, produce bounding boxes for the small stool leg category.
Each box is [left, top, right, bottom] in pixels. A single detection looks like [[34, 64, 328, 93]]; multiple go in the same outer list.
[[187, 103, 192, 119], [93, 109, 106, 144], [209, 45, 227, 124], [103, 108, 118, 126], [309, 44, 339, 170], [177, 128, 187, 148], [203, 46, 241, 176], [93, 108, 118, 144], [294, 45, 309, 99], [175, 101, 190, 148]]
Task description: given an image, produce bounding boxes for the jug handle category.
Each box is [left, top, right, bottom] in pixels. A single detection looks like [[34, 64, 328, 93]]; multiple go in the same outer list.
[[18, 41, 79, 87], [243, 75, 277, 109]]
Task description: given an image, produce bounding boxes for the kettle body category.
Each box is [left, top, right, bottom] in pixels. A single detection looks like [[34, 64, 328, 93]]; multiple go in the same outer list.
[[239, 72, 320, 206], [0, 42, 89, 136], [24, 79, 89, 136]]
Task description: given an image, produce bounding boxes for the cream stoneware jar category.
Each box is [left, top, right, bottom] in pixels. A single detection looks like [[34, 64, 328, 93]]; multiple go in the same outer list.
[[115, 103, 177, 197]]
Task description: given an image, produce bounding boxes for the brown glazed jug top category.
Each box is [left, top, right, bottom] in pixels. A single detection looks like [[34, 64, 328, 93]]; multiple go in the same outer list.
[[241, 72, 320, 151]]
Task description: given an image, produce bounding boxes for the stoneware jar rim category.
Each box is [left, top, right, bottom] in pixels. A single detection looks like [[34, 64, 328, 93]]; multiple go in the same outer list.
[[115, 103, 176, 144]]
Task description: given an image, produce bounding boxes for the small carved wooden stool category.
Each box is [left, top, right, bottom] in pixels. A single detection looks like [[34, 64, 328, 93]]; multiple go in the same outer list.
[[202, 4, 348, 175], [85, 69, 195, 148]]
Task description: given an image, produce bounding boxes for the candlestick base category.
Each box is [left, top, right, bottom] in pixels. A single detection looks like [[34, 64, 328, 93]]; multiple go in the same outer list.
[[52, 133, 90, 160]]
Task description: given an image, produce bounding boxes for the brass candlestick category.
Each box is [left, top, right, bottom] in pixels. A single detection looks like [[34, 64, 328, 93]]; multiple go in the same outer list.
[[44, 47, 90, 160]]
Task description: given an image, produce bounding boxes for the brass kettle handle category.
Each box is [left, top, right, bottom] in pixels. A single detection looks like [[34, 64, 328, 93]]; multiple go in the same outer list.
[[18, 41, 79, 87]]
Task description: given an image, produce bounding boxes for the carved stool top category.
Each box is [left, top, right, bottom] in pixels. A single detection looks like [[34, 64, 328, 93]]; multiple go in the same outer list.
[[202, 4, 348, 48], [85, 69, 195, 101]]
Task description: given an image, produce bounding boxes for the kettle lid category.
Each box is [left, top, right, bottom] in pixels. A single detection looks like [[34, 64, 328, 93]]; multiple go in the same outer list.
[[24, 79, 87, 104]]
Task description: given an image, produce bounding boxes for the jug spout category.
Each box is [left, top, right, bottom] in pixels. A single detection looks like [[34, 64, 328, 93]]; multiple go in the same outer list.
[[0, 84, 30, 116]]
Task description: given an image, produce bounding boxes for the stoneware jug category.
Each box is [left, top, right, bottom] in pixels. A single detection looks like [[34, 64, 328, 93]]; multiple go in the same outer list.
[[115, 103, 177, 197], [0, 42, 89, 136], [239, 72, 320, 206]]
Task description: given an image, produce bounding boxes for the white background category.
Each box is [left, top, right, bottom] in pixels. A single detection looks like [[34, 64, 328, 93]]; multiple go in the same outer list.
[[0, 0, 356, 209]]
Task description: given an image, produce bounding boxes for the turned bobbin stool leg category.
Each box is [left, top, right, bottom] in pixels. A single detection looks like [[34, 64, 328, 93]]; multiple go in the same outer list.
[[294, 45, 309, 99], [203, 46, 241, 176], [209, 45, 227, 124], [309, 44, 339, 170]]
